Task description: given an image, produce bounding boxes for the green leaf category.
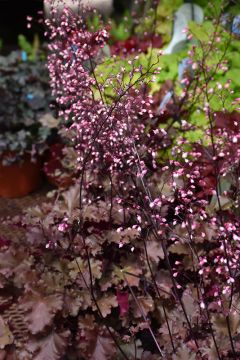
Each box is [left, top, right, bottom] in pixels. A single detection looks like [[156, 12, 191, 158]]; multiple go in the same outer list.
[[87, 13, 101, 32], [184, 129, 205, 143], [189, 21, 214, 43], [18, 34, 33, 55], [110, 11, 133, 41], [189, 111, 208, 127]]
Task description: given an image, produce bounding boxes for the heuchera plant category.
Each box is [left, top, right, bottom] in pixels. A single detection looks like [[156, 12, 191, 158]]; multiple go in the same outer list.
[[1, 1, 240, 359]]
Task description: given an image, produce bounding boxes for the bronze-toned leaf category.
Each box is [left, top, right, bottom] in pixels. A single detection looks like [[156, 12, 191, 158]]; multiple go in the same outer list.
[[114, 262, 142, 287], [68, 257, 102, 287], [25, 330, 70, 360], [145, 240, 164, 263], [132, 296, 154, 318], [0, 316, 13, 349], [78, 324, 116, 360], [21, 292, 63, 334], [173, 344, 195, 360], [93, 293, 118, 318]]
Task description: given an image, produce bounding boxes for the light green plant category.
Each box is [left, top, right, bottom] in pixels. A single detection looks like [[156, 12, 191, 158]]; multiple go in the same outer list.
[[18, 34, 41, 61]]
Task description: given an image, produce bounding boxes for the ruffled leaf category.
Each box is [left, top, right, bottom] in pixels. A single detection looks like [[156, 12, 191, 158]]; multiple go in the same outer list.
[[21, 292, 63, 334], [25, 331, 70, 360], [93, 293, 118, 318], [0, 316, 13, 349]]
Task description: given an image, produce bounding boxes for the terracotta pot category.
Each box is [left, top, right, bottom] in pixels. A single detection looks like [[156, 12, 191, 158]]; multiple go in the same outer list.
[[0, 154, 42, 198]]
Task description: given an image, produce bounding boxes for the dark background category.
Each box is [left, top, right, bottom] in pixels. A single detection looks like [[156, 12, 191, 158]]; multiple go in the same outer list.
[[0, 0, 44, 52], [0, 0, 130, 53]]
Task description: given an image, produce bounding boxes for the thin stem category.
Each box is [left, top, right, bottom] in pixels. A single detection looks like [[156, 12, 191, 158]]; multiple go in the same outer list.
[[121, 271, 164, 357], [143, 237, 176, 353], [75, 246, 130, 360]]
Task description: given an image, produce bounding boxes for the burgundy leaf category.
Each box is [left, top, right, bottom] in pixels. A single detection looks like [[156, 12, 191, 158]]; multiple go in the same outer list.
[[116, 290, 129, 317]]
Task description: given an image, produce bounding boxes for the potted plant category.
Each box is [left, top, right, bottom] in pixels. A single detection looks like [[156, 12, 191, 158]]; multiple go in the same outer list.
[[0, 49, 58, 198]]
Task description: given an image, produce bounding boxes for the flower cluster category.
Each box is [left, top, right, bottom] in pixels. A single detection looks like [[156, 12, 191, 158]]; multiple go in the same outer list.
[[47, 8, 157, 177]]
